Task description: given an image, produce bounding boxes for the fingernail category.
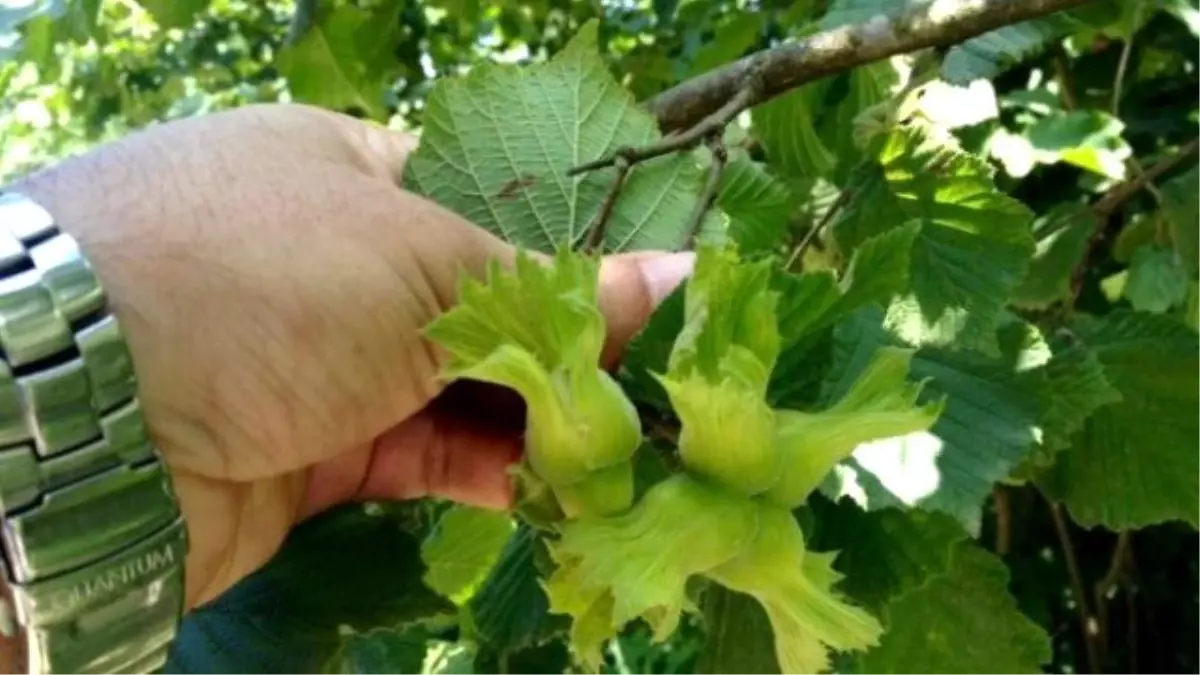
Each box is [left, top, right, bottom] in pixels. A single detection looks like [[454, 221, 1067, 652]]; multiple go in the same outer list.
[[638, 251, 696, 307]]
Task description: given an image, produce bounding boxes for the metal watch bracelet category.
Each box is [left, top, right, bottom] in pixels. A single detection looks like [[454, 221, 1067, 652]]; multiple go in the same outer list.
[[0, 191, 187, 674]]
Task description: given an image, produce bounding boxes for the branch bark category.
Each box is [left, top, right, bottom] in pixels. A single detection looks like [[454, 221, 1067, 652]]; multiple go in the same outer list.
[[647, 0, 1097, 133], [1064, 136, 1198, 310], [1091, 137, 1199, 219]]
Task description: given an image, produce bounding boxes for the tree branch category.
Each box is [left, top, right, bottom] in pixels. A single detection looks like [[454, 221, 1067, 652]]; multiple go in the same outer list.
[[580, 156, 633, 252], [569, 78, 763, 175], [682, 133, 729, 249], [1047, 499, 1102, 674], [1094, 531, 1132, 665], [647, 0, 1097, 134], [1066, 136, 1199, 309], [785, 186, 853, 270], [1091, 137, 1199, 219]]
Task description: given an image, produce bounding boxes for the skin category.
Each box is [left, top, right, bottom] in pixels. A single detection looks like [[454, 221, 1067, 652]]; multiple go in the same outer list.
[[0, 104, 694, 670]]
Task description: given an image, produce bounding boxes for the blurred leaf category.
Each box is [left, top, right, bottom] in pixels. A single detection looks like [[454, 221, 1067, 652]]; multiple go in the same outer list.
[[688, 13, 763, 76], [1024, 110, 1132, 180], [696, 587, 780, 674], [818, 0, 905, 29], [1034, 331, 1123, 455], [835, 125, 1035, 355], [423, 642, 477, 674], [422, 506, 515, 604], [165, 505, 454, 674], [1160, 164, 1199, 276], [1164, 0, 1200, 35], [330, 626, 430, 674], [776, 222, 920, 345], [484, 640, 570, 674], [1185, 281, 1200, 330], [856, 544, 1052, 673], [1124, 244, 1190, 313], [18, 14, 55, 69], [137, 0, 210, 30], [1040, 311, 1200, 529], [276, 4, 401, 120], [66, 0, 102, 42], [467, 526, 563, 652], [1012, 204, 1095, 309], [807, 498, 966, 613], [653, 0, 679, 25], [0, 0, 58, 41], [941, 16, 1076, 85], [716, 157, 798, 255], [823, 309, 1045, 531], [1113, 213, 1160, 263], [619, 285, 687, 410], [752, 85, 835, 179], [826, 63, 898, 178]]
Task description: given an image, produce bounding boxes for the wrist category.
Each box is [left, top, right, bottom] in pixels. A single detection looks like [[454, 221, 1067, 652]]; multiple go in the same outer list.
[[0, 189, 189, 673]]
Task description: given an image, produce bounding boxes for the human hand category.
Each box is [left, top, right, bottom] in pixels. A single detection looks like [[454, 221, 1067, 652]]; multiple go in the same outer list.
[[9, 104, 694, 610]]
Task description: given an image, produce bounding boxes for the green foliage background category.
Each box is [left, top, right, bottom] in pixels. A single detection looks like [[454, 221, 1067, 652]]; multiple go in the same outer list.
[[2, 0, 1197, 673]]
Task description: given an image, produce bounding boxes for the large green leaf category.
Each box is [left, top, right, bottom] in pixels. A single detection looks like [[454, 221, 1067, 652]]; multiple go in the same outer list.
[[1012, 204, 1096, 309], [821, 309, 1045, 531], [421, 506, 515, 604], [776, 222, 919, 345], [751, 84, 835, 180], [824, 63, 898, 179], [330, 626, 431, 674], [1039, 311, 1200, 530], [165, 505, 454, 674], [1023, 110, 1132, 180], [1160, 164, 1199, 277], [467, 526, 565, 652], [404, 20, 708, 253], [1032, 331, 1123, 457], [769, 222, 920, 407], [856, 544, 1052, 673], [619, 284, 687, 411], [941, 16, 1077, 85], [1124, 244, 1190, 314], [276, 3, 402, 120], [806, 498, 966, 613], [835, 125, 1035, 355], [716, 157, 799, 256]]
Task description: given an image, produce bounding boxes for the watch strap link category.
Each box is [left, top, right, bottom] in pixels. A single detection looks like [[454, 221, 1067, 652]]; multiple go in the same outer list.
[[0, 192, 187, 674]]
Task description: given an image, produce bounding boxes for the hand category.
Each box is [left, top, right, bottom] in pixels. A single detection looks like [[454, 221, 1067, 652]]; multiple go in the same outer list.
[[9, 104, 694, 610]]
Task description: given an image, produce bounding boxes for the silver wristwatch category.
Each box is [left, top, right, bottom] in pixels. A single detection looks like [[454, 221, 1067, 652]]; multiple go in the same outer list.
[[0, 191, 188, 673]]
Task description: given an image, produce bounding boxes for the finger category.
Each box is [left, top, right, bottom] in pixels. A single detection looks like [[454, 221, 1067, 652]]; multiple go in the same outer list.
[[596, 251, 696, 368], [355, 407, 522, 510], [298, 380, 524, 521]]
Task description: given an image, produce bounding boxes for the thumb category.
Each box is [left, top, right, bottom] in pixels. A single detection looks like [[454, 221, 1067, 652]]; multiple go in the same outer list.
[[597, 251, 696, 368]]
